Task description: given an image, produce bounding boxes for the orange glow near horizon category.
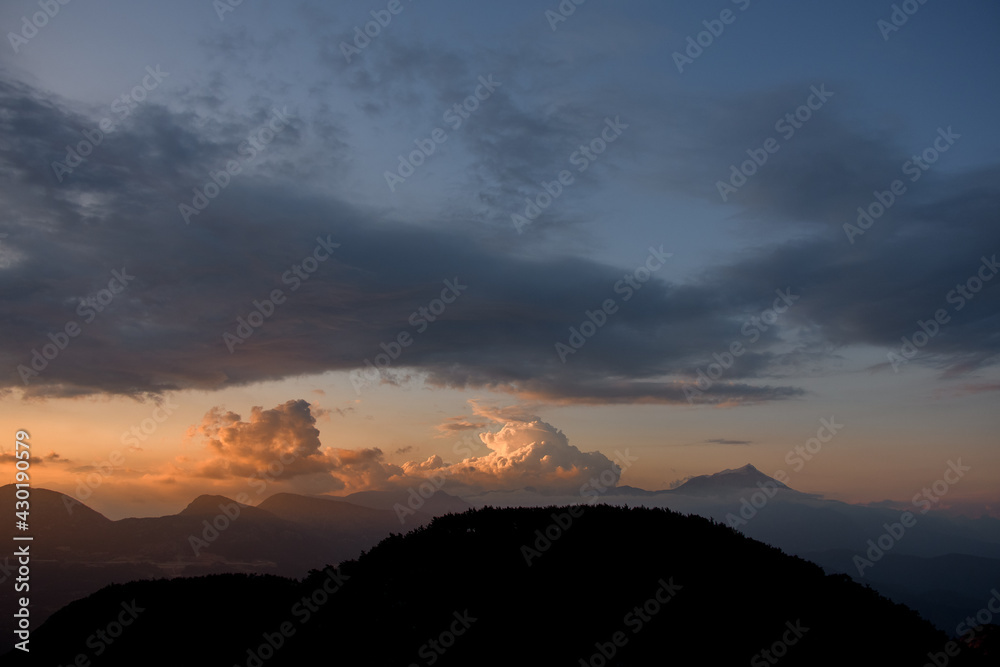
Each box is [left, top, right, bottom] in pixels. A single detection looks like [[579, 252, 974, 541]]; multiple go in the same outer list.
[[3, 369, 998, 521]]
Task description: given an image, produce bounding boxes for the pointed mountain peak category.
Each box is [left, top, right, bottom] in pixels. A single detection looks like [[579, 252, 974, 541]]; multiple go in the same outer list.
[[717, 464, 759, 475], [671, 464, 792, 496], [1, 484, 111, 526], [179, 494, 242, 516]]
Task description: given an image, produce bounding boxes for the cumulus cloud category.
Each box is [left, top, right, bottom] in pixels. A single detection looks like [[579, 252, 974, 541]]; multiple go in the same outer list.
[[446, 419, 618, 493], [188, 399, 345, 485], [420, 402, 621, 494], [181, 399, 619, 495]]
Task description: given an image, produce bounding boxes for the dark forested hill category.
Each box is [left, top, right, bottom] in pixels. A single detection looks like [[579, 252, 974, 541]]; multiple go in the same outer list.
[[3, 505, 995, 666], [0, 484, 425, 643]]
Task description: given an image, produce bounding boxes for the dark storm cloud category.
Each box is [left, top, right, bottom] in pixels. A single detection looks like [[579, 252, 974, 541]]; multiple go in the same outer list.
[[700, 142, 1000, 370], [617, 83, 1000, 373], [0, 76, 801, 404], [1, 63, 997, 404], [647, 84, 909, 227], [311, 32, 634, 237]]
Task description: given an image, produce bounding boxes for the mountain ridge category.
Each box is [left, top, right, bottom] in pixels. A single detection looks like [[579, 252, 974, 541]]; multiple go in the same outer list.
[[6, 504, 994, 666], [668, 463, 794, 496]]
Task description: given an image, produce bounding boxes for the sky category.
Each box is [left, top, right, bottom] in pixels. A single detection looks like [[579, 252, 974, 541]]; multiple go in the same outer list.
[[0, 0, 998, 519]]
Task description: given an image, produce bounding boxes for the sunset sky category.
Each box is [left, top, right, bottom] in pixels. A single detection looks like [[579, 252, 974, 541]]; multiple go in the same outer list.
[[1, 0, 998, 519]]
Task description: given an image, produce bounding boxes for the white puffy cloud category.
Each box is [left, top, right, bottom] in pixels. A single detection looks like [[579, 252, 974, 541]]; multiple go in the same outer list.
[[184, 399, 618, 496], [424, 402, 621, 494], [189, 399, 340, 481]]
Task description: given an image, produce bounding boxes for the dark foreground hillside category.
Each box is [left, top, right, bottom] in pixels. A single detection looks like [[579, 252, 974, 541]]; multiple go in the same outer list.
[[2, 505, 992, 666]]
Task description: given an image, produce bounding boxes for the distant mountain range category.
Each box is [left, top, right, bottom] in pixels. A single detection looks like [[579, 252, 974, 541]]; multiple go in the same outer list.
[[0, 484, 465, 641], [4, 504, 997, 666], [2, 464, 998, 654], [461, 464, 1000, 634]]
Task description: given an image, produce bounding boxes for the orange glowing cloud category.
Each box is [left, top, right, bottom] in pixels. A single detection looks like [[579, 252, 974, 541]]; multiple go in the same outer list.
[[180, 399, 620, 496]]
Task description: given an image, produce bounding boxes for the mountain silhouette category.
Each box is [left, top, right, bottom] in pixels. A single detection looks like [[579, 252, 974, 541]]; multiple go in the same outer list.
[[3, 504, 994, 666], [0, 484, 429, 643], [340, 488, 470, 516], [669, 463, 793, 496], [257, 492, 430, 530], [460, 465, 1000, 634]]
